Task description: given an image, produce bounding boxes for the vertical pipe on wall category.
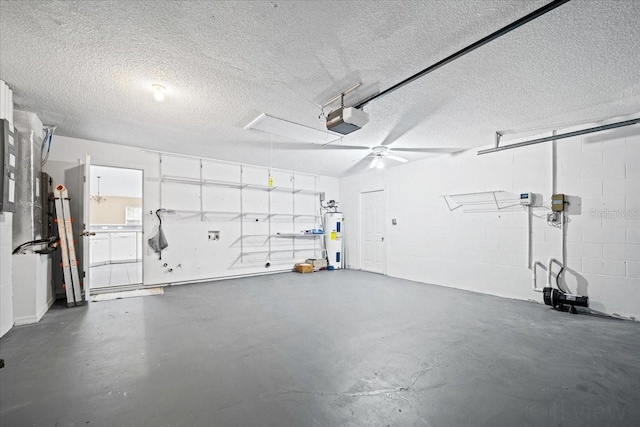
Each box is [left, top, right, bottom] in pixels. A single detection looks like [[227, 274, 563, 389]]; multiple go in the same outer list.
[[239, 165, 244, 262], [199, 159, 203, 222], [314, 176, 320, 259], [554, 130, 568, 291], [551, 130, 557, 195], [532, 261, 545, 292], [547, 258, 559, 289], [158, 154, 163, 209], [267, 169, 271, 263], [527, 205, 533, 269], [291, 173, 295, 259], [561, 210, 567, 271]]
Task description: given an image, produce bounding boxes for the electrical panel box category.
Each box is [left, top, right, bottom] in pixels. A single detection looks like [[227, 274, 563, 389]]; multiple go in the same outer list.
[[41, 172, 54, 240], [519, 192, 533, 205], [0, 119, 17, 212], [551, 194, 565, 212]]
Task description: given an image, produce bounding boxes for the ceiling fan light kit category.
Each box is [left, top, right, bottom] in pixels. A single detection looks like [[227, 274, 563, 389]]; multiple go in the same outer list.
[[369, 156, 382, 169], [372, 146, 408, 163]]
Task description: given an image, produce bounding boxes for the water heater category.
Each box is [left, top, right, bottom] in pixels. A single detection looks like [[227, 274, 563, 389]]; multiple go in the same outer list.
[[324, 212, 343, 269]]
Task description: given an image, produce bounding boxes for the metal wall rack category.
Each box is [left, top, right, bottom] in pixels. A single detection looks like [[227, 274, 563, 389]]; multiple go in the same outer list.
[[442, 191, 522, 213], [158, 154, 324, 263]]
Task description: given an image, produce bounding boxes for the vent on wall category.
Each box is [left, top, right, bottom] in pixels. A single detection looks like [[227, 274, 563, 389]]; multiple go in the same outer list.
[[244, 113, 341, 145]]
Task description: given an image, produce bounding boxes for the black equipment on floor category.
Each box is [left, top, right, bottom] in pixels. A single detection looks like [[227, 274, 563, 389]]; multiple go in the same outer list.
[[543, 287, 589, 314]]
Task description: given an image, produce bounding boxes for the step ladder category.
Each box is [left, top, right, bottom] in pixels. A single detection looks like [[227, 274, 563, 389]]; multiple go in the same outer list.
[[53, 184, 83, 307]]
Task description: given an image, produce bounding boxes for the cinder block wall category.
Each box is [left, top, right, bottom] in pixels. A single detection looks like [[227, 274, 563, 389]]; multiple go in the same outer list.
[[340, 121, 640, 319]]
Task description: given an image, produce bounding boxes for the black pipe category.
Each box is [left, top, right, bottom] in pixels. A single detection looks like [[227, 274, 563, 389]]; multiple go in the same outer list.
[[478, 118, 640, 155], [12, 236, 57, 255], [354, 0, 571, 109]]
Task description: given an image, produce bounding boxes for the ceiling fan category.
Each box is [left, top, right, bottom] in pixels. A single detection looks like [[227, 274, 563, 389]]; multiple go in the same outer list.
[[258, 130, 462, 173], [363, 145, 462, 169], [340, 101, 462, 172], [368, 146, 406, 168], [252, 102, 462, 172]]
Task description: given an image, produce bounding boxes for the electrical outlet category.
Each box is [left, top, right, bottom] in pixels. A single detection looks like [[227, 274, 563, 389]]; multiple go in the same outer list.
[[208, 231, 220, 241]]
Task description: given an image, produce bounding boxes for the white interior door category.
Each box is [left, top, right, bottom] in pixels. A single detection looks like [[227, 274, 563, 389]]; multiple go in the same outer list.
[[361, 190, 385, 274], [64, 154, 91, 300], [83, 155, 91, 296]]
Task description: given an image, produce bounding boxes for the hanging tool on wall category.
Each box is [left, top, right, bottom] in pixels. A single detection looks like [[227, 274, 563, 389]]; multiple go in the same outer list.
[[148, 208, 169, 260]]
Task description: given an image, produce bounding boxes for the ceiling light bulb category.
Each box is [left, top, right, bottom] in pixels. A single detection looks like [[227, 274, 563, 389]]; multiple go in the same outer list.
[[152, 84, 166, 102], [375, 157, 384, 169]]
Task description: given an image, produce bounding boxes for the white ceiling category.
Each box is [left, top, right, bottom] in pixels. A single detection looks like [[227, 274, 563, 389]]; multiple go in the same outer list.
[[1, 0, 639, 177], [90, 165, 142, 198]]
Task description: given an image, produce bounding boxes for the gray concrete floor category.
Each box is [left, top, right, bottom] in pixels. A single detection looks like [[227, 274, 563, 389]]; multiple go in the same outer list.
[[1, 270, 639, 427]]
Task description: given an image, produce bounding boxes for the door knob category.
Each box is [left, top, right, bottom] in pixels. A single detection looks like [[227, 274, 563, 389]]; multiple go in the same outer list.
[[381, 237, 384, 242]]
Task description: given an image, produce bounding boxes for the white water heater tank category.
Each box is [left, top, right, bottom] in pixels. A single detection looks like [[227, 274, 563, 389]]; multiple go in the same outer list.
[[324, 212, 343, 269]]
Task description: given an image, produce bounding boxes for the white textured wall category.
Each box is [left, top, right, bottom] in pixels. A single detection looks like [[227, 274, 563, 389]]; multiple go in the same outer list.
[[340, 123, 640, 320], [0, 212, 13, 336], [45, 136, 339, 287], [0, 80, 14, 337], [12, 254, 52, 325]]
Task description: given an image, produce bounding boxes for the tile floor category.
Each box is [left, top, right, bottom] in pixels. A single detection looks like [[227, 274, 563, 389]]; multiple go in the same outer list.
[[89, 262, 142, 289]]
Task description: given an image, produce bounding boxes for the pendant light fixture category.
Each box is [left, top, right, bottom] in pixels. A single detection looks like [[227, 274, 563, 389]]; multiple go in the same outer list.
[[91, 176, 107, 204]]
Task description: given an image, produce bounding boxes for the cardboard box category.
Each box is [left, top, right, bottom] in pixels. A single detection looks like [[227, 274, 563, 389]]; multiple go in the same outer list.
[[294, 263, 314, 274], [305, 258, 328, 271]]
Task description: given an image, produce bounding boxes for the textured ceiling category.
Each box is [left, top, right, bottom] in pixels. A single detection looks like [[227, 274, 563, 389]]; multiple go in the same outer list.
[[1, 0, 639, 177]]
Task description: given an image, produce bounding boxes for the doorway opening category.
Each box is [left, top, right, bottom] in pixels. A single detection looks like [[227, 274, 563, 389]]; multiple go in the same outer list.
[[88, 165, 143, 291]]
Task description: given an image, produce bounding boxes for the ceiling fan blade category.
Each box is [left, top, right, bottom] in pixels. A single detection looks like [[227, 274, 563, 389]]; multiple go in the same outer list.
[[344, 156, 375, 174], [380, 102, 445, 146], [262, 141, 369, 151], [386, 154, 408, 163], [351, 152, 374, 163], [321, 144, 370, 150], [391, 147, 463, 153], [368, 157, 379, 169]]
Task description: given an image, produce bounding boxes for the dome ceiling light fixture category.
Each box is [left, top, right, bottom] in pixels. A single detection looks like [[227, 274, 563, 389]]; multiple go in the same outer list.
[[152, 84, 166, 102]]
